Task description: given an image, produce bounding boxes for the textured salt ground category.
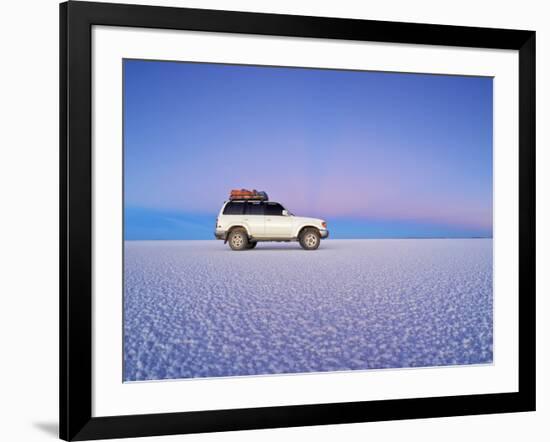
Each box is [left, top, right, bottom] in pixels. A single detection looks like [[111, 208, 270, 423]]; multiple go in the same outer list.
[[124, 239, 493, 381]]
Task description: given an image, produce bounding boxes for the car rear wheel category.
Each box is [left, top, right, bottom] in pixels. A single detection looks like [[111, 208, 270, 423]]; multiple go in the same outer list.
[[228, 228, 249, 251], [299, 228, 320, 250]]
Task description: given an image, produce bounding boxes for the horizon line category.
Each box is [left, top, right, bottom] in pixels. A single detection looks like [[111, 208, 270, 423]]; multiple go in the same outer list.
[[125, 237, 493, 241]]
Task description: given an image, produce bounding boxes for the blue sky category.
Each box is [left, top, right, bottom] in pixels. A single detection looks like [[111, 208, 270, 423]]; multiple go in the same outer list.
[[124, 59, 493, 240]]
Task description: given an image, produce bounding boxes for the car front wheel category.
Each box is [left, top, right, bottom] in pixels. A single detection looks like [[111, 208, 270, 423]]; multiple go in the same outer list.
[[228, 228, 249, 251], [299, 228, 320, 250]]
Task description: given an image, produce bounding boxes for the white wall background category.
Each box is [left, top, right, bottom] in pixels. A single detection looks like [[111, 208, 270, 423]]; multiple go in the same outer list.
[[0, 0, 547, 441]]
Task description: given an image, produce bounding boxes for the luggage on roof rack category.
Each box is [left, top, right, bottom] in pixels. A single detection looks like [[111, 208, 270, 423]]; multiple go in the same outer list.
[[229, 189, 269, 201]]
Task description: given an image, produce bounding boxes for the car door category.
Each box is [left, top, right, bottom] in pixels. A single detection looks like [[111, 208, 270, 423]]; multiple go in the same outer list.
[[264, 202, 293, 237], [244, 201, 265, 237]]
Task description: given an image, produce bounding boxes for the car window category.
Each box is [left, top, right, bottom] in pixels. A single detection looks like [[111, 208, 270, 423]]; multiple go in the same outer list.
[[246, 202, 264, 216], [223, 202, 245, 215], [264, 203, 285, 216]]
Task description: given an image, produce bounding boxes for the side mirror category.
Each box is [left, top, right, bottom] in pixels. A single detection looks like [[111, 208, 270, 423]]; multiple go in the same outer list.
[[282, 210, 289, 216]]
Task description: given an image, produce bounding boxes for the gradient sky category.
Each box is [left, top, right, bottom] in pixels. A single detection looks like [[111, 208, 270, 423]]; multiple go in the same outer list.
[[124, 59, 493, 240]]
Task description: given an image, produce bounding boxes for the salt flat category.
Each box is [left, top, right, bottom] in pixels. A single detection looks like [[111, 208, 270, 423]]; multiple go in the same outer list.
[[124, 239, 492, 381]]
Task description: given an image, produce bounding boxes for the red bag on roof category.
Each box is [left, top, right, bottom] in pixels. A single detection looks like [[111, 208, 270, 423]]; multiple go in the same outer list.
[[230, 189, 268, 201]]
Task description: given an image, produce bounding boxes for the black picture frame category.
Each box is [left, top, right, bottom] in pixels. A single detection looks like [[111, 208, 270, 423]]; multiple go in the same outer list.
[[60, 1, 536, 440]]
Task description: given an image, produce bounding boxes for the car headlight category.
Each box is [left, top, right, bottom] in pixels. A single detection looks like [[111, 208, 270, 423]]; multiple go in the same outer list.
[[321, 221, 327, 228]]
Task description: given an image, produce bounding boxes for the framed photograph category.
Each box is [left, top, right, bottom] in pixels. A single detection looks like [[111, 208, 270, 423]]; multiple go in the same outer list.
[[60, 1, 536, 440]]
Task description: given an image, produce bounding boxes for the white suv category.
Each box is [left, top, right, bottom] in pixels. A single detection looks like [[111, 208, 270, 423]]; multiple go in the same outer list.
[[215, 200, 329, 250]]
